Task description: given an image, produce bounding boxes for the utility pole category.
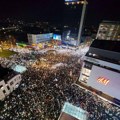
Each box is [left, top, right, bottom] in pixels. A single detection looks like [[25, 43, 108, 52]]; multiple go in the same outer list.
[[77, 0, 88, 46]]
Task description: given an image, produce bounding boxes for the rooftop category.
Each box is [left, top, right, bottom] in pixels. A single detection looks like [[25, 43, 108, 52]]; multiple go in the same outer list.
[[102, 21, 120, 25], [86, 40, 120, 65], [60, 102, 88, 120], [91, 40, 120, 53], [0, 65, 18, 82]]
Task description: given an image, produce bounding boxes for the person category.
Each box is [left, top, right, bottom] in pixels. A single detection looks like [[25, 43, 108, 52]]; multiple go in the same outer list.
[[0, 48, 120, 120]]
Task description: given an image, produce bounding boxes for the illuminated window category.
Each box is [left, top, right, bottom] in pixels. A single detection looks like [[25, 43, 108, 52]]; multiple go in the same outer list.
[[81, 75, 88, 83], [82, 68, 91, 76]]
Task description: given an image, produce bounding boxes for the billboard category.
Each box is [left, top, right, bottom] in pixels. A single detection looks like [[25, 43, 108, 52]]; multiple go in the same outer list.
[[87, 65, 120, 100], [36, 33, 53, 43], [62, 29, 79, 46], [53, 34, 61, 41]]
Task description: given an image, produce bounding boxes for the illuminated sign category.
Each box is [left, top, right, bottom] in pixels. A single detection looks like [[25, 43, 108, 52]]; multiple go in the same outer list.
[[97, 77, 110, 85], [53, 34, 61, 40], [87, 65, 120, 100], [36, 33, 53, 43]]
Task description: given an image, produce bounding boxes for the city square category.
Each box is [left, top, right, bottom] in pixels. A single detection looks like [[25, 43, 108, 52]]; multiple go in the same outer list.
[[0, 0, 120, 120]]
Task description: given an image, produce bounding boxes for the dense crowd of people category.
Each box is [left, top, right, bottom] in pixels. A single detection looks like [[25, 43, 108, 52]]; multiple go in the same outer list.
[[0, 48, 120, 120]]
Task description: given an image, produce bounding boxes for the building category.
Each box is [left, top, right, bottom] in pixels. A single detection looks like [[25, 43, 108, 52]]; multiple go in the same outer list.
[[0, 65, 22, 101], [96, 21, 120, 41], [27, 33, 53, 45], [62, 0, 83, 46], [79, 40, 120, 104], [58, 102, 88, 120]]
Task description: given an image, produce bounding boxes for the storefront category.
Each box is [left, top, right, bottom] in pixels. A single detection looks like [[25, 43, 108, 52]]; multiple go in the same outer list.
[[79, 40, 120, 101], [81, 65, 120, 100]]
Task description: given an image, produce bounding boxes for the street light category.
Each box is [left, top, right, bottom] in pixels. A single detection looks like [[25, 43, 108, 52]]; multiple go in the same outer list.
[[65, 0, 88, 46], [77, 0, 88, 46]]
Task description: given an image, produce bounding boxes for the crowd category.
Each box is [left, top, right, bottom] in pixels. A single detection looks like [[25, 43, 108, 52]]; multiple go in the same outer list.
[[0, 49, 120, 120]]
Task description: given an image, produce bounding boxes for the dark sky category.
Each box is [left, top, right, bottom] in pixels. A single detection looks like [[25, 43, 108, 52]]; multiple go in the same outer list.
[[0, 0, 120, 26]]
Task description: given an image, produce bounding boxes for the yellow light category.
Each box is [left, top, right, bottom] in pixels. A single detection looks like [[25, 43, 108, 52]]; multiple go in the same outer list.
[[65, 2, 69, 5], [81, 1, 85, 4], [72, 2, 74, 5]]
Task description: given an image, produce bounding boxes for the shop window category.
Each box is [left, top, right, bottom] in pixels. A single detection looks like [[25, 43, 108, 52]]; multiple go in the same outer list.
[[81, 75, 89, 84], [82, 68, 91, 76]]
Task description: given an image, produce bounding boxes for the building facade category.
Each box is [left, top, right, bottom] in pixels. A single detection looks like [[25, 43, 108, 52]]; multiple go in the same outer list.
[[96, 21, 120, 41], [79, 40, 120, 103], [0, 66, 22, 100], [27, 33, 53, 45]]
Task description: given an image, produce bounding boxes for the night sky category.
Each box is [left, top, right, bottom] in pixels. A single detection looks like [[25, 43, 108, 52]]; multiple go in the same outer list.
[[0, 0, 120, 26]]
